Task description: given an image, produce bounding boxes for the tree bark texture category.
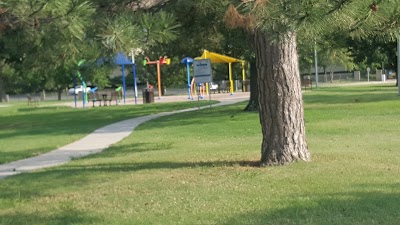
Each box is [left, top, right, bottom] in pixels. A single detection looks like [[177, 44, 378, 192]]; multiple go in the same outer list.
[[244, 60, 259, 111], [255, 29, 311, 165]]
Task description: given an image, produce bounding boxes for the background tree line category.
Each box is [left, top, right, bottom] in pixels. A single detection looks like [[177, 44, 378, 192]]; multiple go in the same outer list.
[[0, 0, 397, 100]]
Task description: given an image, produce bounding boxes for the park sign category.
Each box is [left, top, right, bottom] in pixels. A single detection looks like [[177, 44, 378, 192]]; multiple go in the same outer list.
[[193, 59, 213, 84]]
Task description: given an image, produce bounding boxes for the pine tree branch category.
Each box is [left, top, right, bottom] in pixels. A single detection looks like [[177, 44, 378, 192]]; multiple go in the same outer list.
[[326, 0, 352, 15], [297, 0, 354, 27], [28, 1, 49, 18], [348, 0, 396, 37]]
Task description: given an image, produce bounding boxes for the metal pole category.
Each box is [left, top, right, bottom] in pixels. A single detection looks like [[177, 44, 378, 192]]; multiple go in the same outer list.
[[73, 76, 77, 108], [122, 64, 126, 104], [131, 50, 138, 105], [314, 42, 319, 88], [187, 63, 191, 99], [209, 84, 211, 108], [157, 60, 161, 99], [133, 64, 138, 105], [82, 80, 85, 108], [229, 63, 233, 95], [241, 62, 246, 92], [197, 84, 200, 109]]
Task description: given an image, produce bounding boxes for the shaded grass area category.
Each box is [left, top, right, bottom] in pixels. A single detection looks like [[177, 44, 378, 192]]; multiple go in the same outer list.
[[1, 85, 400, 225], [0, 101, 215, 164]]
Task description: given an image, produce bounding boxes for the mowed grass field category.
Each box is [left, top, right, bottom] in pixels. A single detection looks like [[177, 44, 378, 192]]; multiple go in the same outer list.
[[1, 85, 400, 225], [0, 101, 215, 164]]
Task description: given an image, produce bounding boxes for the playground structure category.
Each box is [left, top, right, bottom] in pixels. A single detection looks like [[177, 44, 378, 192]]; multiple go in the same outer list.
[[114, 51, 136, 104], [75, 59, 88, 108], [143, 56, 171, 99], [72, 52, 131, 108], [190, 78, 206, 99], [182, 50, 247, 99], [196, 50, 246, 95], [89, 87, 98, 94], [71, 50, 245, 108]]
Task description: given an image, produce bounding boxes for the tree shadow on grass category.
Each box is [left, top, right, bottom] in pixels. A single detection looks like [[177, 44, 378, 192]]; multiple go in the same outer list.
[[0, 147, 54, 165], [0, 159, 260, 201], [1, 208, 100, 225], [221, 189, 400, 225], [17, 106, 71, 112], [88, 142, 175, 159], [56, 159, 260, 175]]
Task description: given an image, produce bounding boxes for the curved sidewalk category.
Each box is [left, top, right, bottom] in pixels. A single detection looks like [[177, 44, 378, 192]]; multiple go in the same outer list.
[[0, 94, 249, 180]]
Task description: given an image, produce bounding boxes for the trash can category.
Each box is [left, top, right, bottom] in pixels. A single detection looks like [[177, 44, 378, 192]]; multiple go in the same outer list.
[[142, 89, 154, 103]]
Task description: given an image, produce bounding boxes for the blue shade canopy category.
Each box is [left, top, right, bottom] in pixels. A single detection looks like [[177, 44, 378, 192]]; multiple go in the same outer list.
[[114, 52, 132, 65], [181, 57, 194, 64]]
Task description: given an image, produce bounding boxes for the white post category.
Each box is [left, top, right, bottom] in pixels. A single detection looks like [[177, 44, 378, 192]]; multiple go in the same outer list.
[[367, 67, 370, 82], [131, 49, 135, 64], [314, 42, 319, 88], [131, 49, 138, 104]]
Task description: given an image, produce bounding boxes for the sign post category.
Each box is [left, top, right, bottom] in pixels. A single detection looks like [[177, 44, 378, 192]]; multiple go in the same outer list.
[[193, 59, 213, 83], [193, 59, 213, 108]]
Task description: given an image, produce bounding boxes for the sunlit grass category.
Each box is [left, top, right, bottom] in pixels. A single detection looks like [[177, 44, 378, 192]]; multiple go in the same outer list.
[[0, 101, 215, 164], [1, 84, 400, 225]]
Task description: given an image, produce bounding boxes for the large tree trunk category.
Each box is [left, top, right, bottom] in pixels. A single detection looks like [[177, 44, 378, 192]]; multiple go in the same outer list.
[[255, 29, 311, 166], [243, 60, 259, 111]]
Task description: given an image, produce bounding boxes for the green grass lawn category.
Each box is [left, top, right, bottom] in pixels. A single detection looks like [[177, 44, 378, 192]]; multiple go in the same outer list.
[[0, 101, 215, 164], [1, 85, 400, 225]]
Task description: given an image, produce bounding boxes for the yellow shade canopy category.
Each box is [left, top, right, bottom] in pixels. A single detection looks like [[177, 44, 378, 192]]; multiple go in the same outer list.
[[196, 50, 247, 94], [196, 50, 245, 64]]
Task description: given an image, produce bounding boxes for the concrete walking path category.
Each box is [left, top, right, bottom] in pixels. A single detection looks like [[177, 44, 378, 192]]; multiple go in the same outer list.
[[0, 94, 249, 180]]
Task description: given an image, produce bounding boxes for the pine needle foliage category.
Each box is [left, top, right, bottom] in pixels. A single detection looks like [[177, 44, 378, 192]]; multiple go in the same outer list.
[[225, 0, 400, 42]]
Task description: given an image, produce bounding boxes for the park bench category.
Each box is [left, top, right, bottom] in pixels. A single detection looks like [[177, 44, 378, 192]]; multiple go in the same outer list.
[[104, 91, 119, 106], [218, 82, 230, 93], [88, 92, 102, 107], [209, 82, 218, 94], [301, 79, 312, 91]]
